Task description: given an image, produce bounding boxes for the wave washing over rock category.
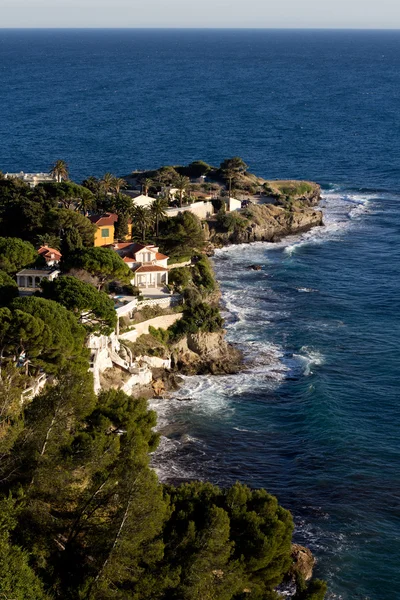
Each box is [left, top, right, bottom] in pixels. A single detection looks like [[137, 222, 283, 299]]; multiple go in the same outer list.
[[150, 186, 390, 600]]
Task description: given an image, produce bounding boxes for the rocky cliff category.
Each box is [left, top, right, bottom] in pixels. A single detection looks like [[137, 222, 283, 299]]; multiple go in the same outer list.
[[206, 202, 323, 248], [170, 330, 242, 375]]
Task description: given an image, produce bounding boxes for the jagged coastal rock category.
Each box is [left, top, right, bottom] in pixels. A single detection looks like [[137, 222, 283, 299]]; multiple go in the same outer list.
[[206, 202, 323, 247], [171, 331, 243, 375], [291, 544, 316, 581]]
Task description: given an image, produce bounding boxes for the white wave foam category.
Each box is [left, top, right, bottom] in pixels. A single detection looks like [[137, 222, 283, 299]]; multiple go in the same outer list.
[[294, 346, 325, 376], [152, 184, 375, 483]]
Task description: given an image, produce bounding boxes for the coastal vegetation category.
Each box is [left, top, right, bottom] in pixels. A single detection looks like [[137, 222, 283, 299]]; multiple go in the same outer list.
[[0, 160, 326, 599]]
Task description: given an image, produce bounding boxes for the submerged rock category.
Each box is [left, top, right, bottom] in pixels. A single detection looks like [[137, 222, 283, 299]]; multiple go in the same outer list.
[[248, 264, 262, 271]]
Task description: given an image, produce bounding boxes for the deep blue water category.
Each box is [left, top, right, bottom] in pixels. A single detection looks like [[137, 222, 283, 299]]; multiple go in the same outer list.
[[1, 29, 400, 600]]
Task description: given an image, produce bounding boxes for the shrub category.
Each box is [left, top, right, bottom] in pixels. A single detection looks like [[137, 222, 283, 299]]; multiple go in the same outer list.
[[191, 256, 216, 293], [168, 303, 223, 340], [168, 267, 191, 291], [217, 211, 248, 233]]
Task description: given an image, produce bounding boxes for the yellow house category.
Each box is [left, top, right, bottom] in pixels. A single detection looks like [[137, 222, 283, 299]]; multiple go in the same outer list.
[[89, 213, 118, 247], [127, 221, 133, 240]]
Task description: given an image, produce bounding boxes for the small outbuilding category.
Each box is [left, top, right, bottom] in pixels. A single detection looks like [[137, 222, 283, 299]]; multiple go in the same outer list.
[[226, 197, 242, 212], [16, 268, 60, 294]]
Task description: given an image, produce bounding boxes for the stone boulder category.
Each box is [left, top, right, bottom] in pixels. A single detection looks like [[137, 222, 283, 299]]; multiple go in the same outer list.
[[291, 544, 315, 581]]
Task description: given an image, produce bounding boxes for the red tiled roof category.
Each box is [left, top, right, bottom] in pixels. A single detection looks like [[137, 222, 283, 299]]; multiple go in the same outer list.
[[122, 256, 136, 263], [38, 246, 62, 259], [155, 252, 169, 260], [88, 213, 118, 227], [135, 265, 168, 273]]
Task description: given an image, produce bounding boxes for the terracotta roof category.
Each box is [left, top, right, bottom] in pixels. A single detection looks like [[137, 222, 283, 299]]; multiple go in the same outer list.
[[38, 246, 62, 259], [88, 213, 118, 227], [108, 242, 133, 250], [122, 256, 136, 263], [135, 265, 168, 273], [155, 252, 169, 260]]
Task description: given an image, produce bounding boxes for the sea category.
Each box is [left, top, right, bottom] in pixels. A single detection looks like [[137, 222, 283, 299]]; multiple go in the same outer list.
[[0, 29, 399, 600]]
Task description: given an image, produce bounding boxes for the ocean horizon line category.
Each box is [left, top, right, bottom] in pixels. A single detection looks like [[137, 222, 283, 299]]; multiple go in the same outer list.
[[1, 26, 400, 32]]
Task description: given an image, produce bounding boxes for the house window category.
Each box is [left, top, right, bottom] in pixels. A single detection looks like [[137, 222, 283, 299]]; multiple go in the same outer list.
[[101, 228, 110, 238]]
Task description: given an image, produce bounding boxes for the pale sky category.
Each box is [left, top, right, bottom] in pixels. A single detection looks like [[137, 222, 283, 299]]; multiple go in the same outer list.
[[0, 0, 399, 29]]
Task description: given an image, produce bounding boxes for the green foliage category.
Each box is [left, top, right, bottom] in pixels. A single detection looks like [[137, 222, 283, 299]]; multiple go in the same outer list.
[[169, 266, 191, 291], [64, 247, 133, 290], [160, 211, 205, 256], [148, 325, 171, 346], [263, 181, 317, 202], [220, 157, 248, 174], [40, 181, 94, 211], [187, 160, 212, 177], [0, 237, 37, 275], [0, 269, 19, 305], [162, 481, 294, 600], [0, 365, 27, 455], [50, 159, 69, 183], [151, 197, 168, 237], [217, 211, 248, 233], [41, 275, 117, 334], [169, 254, 192, 264], [61, 226, 84, 256], [112, 193, 133, 240], [44, 208, 96, 247], [131, 205, 154, 242], [0, 496, 50, 600], [9, 296, 88, 372], [294, 579, 328, 600], [191, 256, 216, 294], [169, 302, 223, 340], [0, 362, 327, 599], [114, 211, 130, 240]]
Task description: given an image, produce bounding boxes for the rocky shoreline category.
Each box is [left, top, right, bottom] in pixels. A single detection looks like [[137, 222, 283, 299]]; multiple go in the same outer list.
[[145, 188, 325, 592]]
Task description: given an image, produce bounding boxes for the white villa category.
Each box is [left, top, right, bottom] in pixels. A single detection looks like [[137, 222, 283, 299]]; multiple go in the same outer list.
[[16, 268, 60, 293], [5, 172, 57, 188], [109, 242, 169, 289]]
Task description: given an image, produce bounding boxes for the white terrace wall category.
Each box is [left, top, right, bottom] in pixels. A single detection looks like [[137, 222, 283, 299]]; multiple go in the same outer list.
[[119, 313, 183, 342], [165, 201, 214, 220], [137, 295, 181, 310]]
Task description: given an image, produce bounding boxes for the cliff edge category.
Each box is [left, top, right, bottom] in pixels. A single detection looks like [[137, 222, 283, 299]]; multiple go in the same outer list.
[[206, 202, 323, 247]]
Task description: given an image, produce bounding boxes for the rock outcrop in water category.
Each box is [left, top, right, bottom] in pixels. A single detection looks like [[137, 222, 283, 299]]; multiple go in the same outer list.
[[170, 330, 242, 375], [205, 202, 323, 248], [291, 544, 316, 581]]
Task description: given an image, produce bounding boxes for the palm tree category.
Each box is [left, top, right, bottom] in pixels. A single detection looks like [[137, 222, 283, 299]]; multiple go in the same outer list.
[[151, 198, 168, 237], [132, 206, 153, 242], [76, 188, 95, 214], [223, 168, 236, 197], [174, 175, 190, 207], [50, 159, 69, 183], [111, 177, 127, 195], [141, 178, 154, 196], [100, 172, 114, 195]]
